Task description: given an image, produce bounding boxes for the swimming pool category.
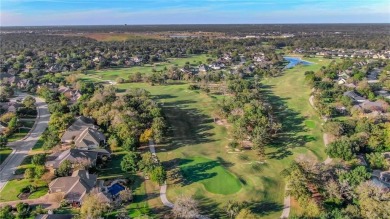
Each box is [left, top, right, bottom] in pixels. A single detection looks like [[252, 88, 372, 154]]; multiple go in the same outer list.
[[107, 183, 125, 196]]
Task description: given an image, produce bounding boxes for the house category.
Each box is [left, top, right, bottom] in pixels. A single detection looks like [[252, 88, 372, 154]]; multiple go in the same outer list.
[[35, 214, 74, 219], [58, 86, 82, 103], [198, 64, 210, 72], [61, 116, 106, 149], [380, 171, 390, 183], [45, 149, 99, 169], [360, 100, 388, 113], [48, 170, 98, 204], [343, 91, 367, 103]]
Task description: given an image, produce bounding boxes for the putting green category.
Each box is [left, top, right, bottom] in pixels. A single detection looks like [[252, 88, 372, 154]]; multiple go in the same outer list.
[[179, 157, 242, 195]]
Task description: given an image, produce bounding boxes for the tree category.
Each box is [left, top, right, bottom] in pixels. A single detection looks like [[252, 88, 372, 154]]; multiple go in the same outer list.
[[122, 137, 138, 151], [0, 205, 13, 219], [80, 191, 110, 219], [139, 128, 153, 144], [326, 137, 359, 161], [120, 152, 139, 173], [224, 200, 242, 219], [24, 168, 35, 180], [172, 195, 199, 219], [22, 96, 36, 109], [118, 188, 133, 203], [356, 182, 390, 219], [32, 154, 46, 166], [150, 165, 167, 185], [366, 152, 388, 170], [138, 152, 156, 173], [34, 165, 46, 179], [0, 135, 8, 148], [16, 202, 30, 218], [323, 121, 344, 137], [7, 116, 18, 132], [56, 160, 72, 177], [235, 208, 257, 219], [0, 112, 16, 124], [338, 166, 371, 187]]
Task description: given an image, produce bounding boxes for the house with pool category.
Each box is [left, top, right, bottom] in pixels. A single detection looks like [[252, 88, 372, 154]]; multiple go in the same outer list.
[[48, 169, 128, 206]]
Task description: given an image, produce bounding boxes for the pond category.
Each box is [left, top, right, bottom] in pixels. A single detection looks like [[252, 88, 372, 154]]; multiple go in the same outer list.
[[283, 56, 312, 69]]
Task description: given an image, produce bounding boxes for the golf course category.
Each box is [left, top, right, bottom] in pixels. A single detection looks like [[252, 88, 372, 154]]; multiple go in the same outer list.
[[106, 55, 333, 217]]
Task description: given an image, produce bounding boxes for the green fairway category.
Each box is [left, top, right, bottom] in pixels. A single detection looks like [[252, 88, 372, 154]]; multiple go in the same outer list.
[[180, 157, 242, 195], [82, 54, 210, 82]]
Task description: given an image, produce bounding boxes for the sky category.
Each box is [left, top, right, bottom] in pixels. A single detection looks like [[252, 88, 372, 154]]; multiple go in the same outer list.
[[1, 0, 389, 26]]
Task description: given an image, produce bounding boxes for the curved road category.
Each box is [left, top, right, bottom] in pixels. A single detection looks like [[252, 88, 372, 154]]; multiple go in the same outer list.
[[0, 97, 49, 191]]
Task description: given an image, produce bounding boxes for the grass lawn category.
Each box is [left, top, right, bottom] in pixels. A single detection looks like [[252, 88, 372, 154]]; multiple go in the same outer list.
[[0, 148, 12, 165], [81, 54, 210, 82], [179, 156, 242, 195], [97, 150, 131, 180], [8, 128, 30, 142], [0, 179, 47, 202], [15, 155, 34, 175], [31, 138, 44, 152]]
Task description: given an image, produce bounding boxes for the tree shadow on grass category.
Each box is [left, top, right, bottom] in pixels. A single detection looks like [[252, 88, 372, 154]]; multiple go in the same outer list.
[[179, 159, 219, 186], [247, 200, 283, 216], [160, 99, 215, 151], [261, 84, 315, 159]]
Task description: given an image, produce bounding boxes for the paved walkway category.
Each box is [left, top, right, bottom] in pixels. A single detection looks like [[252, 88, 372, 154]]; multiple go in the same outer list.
[[0, 96, 50, 191], [280, 185, 291, 219], [147, 140, 208, 219], [148, 140, 174, 208]]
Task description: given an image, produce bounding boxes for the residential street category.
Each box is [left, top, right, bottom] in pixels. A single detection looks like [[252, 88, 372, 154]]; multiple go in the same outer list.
[[0, 96, 50, 191]]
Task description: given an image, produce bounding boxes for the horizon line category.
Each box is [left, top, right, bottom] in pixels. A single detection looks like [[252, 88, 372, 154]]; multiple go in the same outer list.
[[2, 22, 390, 28]]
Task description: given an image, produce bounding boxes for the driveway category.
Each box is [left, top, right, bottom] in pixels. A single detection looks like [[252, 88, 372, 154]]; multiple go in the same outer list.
[[0, 96, 50, 191]]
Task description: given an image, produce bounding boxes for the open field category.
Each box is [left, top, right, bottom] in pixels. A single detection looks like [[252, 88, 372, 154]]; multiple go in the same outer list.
[[81, 54, 210, 82]]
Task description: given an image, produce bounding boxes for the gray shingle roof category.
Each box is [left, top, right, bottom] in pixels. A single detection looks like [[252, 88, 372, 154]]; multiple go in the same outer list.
[[61, 116, 96, 142], [45, 149, 98, 169], [49, 170, 97, 202]]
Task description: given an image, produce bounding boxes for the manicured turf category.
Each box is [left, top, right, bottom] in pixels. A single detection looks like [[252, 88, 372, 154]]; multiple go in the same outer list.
[[179, 157, 242, 195], [81, 54, 210, 82], [0, 179, 47, 202], [305, 120, 316, 129], [0, 148, 12, 165]]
